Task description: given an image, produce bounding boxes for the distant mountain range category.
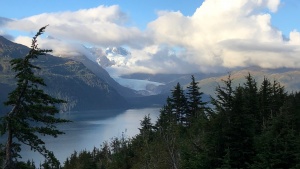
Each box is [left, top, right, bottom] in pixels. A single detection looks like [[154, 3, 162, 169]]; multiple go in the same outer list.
[[1, 36, 300, 113], [122, 67, 300, 98], [195, 67, 300, 97], [87, 45, 300, 97]]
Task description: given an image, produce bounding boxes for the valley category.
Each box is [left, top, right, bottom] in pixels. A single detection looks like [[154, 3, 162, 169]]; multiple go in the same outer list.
[[1, 35, 300, 113]]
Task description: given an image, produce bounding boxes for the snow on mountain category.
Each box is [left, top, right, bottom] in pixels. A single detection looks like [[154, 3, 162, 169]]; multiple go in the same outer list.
[[104, 46, 130, 67], [113, 76, 164, 95], [105, 46, 130, 56], [85, 46, 165, 95]]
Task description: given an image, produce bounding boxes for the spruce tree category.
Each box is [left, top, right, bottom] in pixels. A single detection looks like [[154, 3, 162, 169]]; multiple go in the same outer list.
[[0, 26, 69, 169], [156, 97, 175, 129], [226, 86, 255, 168], [181, 75, 211, 168], [170, 83, 188, 126], [209, 75, 234, 167], [186, 75, 207, 122], [258, 78, 286, 130], [258, 77, 273, 130], [243, 73, 259, 134], [252, 105, 300, 168], [211, 75, 234, 115], [270, 80, 286, 115]]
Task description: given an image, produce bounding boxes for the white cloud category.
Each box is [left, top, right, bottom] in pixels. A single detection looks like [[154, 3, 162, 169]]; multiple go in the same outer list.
[[146, 0, 300, 71], [289, 30, 300, 45], [5, 5, 150, 48], [14, 36, 32, 47], [2, 0, 300, 75], [267, 0, 280, 12]]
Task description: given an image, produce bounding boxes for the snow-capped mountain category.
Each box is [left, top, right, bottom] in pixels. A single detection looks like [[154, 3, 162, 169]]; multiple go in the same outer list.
[[105, 46, 130, 56], [86, 46, 165, 96], [87, 46, 130, 68], [113, 77, 164, 95]]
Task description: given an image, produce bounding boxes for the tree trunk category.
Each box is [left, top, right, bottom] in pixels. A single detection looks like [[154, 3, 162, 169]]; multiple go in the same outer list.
[[4, 125, 13, 169]]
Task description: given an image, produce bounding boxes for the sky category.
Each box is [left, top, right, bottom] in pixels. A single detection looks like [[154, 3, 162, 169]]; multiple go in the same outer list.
[[0, 0, 300, 75]]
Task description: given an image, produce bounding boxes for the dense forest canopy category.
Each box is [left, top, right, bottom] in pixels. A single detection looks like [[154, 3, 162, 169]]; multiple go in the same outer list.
[[59, 74, 300, 169]]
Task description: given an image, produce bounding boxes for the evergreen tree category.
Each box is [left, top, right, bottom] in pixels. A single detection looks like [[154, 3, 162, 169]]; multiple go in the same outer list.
[[285, 92, 300, 131], [226, 86, 255, 168], [243, 74, 260, 134], [139, 115, 154, 135], [211, 75, 234, 116], [258, 78, 287, 131], [155, 83, 188, 169], [181, 75, 210, 168], [270, 79, 286, 115], [186, 75, 208, 123], [252, 106, 300, 168], [170, 83, 188, 126], [251, 92, 300, 169], [210, 75, 255, 168], [258, 77, 273, 130], [133, 115, 158, 169], [0, 26, 69, 169], [209, 75, 234, 167]]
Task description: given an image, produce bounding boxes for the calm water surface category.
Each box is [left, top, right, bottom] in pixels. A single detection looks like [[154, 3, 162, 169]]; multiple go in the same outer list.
[[20, 108, 160, 165]]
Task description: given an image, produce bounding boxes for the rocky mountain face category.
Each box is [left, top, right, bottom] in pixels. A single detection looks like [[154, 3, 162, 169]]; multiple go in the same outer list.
[[0, 36, 130, 113], [65, 53, 139, 98]]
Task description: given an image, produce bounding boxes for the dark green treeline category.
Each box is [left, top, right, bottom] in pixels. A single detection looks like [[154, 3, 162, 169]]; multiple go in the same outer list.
[[30, 74, 300, 168], [62, 74, 300, 169]]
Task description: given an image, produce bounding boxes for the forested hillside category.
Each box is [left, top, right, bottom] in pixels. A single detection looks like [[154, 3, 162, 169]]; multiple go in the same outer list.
[[0, 36, 129, 112], [57, 74, 300, 169]]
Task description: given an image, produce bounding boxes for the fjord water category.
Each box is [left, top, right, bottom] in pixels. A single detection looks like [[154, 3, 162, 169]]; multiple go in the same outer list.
[[21, 108, 160, 165]]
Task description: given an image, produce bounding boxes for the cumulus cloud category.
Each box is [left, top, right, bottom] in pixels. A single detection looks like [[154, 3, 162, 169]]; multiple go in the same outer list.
[[0, 17, 15, 40], [1, 0, 300, 75], [5, 5, 151, 48], [0, 17, 12, 26], [147, 0, 300, 71]]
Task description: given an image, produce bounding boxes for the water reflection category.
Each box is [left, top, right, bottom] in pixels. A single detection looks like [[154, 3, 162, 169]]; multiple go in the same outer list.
[[20, 108, 160, 165]]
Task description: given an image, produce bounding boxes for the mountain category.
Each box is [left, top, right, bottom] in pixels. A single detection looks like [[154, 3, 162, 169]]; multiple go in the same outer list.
[[121, 67, 300, 99], [84, 45, 300, 105], [85, 46, 167, 96], [65, 52, 140, 98], [120, 72, 223, 94], [88, 46, 130, 68], [194, 67, 300, 97], [4, 36, 296, 111], [0, 36, 129, 113]]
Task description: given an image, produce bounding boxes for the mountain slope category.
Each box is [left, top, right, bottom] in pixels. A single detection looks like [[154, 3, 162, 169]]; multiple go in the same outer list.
[[195, 68, 300, 97], [66, 54, 139, 98], [0, 36, 129, 112], [122, 67, 300, 100]]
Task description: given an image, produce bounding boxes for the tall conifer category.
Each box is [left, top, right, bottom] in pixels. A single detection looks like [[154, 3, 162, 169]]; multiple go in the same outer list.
[[186, 75, 207, 122], [170, 83, 188, 126], [1, 26, 69, 169]]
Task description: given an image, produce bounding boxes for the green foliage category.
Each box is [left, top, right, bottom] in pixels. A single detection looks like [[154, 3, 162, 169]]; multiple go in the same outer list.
[[61, 74, 300, 169], [251, 93, 300, 169], [0, 26, 70, 168], [186, 75, 209, 123], [170, 83, 188, 125], [15, 160, 36, 169], [63, 150, 97, 169]]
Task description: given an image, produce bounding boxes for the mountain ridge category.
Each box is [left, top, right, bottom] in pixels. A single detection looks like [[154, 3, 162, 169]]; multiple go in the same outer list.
[[0, 36, 130, 112]]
